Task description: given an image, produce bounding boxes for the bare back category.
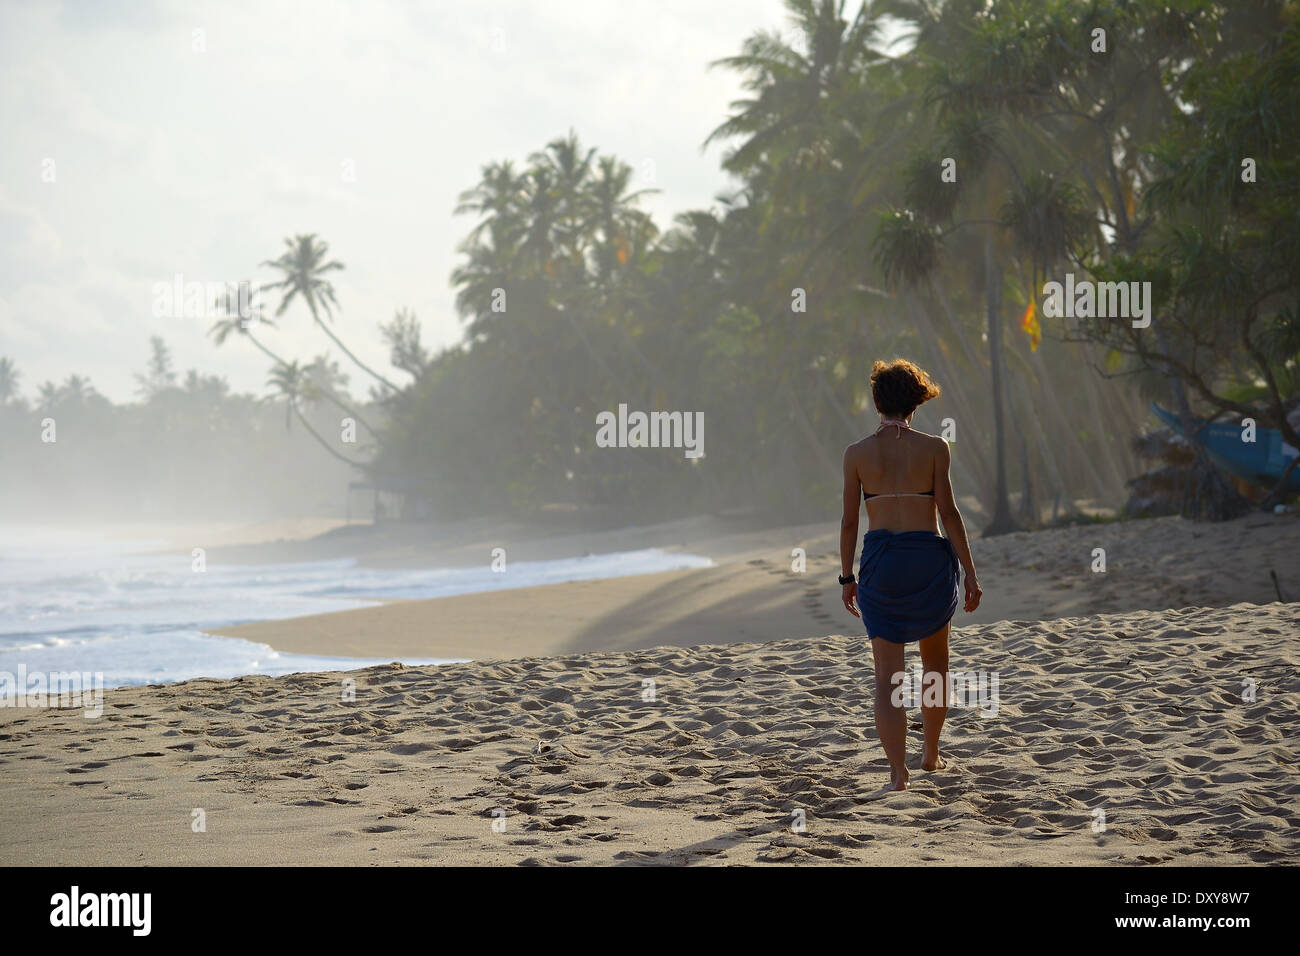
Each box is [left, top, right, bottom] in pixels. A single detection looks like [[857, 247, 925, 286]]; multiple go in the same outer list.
[[844, 428, 950, 534]]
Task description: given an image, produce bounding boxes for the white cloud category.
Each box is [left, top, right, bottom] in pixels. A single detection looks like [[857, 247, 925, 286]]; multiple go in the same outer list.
[[0, 0, 790, 402]]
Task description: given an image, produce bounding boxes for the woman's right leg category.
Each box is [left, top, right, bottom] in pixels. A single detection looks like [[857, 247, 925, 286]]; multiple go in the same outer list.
[[870, 636, 909, 790]]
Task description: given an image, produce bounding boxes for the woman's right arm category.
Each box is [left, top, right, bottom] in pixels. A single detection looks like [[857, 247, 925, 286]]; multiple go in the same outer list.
[[934, 440, 982, 612]]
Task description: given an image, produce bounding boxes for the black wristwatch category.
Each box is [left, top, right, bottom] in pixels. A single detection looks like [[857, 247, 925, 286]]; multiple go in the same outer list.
[[838, 573, 856, 585]]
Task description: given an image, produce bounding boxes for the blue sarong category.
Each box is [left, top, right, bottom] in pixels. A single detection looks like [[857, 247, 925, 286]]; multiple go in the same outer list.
[[856, 529, 959, 643]]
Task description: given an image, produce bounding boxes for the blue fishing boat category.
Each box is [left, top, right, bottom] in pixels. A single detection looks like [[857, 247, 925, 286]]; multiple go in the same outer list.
[[1152, 403, 1300, 492]]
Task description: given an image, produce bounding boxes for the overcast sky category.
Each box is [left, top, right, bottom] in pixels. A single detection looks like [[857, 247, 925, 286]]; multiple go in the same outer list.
[[0, 0, 801, 402]]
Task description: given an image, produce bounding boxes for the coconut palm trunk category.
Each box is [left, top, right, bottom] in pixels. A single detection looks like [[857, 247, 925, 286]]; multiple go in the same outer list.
[[983, 235, 1019, 535], [302, 292, 401, 395], [907, 294, 995, 501], [291, 400, 367, 467], [243, 328, 380, 439]]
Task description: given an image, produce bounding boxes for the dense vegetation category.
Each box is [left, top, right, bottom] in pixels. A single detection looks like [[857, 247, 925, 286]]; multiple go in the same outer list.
[[376, 0, 1298, 527]]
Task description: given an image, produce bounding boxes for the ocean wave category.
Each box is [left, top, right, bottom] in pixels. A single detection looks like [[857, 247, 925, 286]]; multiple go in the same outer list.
[[0, 543, 712, 692]]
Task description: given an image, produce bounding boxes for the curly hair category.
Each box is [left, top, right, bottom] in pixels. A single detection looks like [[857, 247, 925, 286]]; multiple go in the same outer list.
[[870, 358, 941, 417]]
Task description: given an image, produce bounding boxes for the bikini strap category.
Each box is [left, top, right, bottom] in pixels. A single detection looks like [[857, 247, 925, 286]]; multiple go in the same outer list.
[[875, 418, 909, 438]]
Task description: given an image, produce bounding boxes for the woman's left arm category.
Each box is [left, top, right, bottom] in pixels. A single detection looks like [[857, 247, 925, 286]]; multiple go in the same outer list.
[[840, 444, 861, 618]]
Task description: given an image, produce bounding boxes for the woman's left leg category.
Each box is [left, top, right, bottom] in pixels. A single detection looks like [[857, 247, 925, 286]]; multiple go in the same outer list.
[[918, 622, 951, 771]]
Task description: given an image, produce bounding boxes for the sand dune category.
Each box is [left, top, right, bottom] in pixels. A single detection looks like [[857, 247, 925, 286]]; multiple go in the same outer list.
[[2, 601, 1296, 866]]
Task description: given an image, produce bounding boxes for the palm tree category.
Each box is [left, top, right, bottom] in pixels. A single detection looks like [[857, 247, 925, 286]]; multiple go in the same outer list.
[[704, 0, 885, 177], [450, 229, 518, 342], [264, 361, 366, 467], [60, 374, 98, 406], [0, 357, 19, 404], [134, 335, 177, 400], [589, 155, 659, 285], [529, 130, 598, 265], [453, 159, 526, 246], [209, 303, 379, 439], [209, 302, 290, 368], [261, 234, 400, 393], [35, 381, 59, 415], [452, 141, 631, 387], [516, 167, 564, 278]]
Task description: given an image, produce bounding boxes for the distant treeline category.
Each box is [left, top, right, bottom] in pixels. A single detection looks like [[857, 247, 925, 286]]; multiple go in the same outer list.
[[0, 345, 363, 523]]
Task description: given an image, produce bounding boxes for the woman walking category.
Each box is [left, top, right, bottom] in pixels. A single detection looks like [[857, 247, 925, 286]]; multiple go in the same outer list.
[[839, 359, 982, 792]]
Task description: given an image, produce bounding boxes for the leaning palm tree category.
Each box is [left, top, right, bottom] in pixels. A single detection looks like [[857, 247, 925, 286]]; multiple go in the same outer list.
[[210, 303, 379, 439], [208, 299, 290, 368], [261, 234, 400, 393], [264, 360, 366, 467]]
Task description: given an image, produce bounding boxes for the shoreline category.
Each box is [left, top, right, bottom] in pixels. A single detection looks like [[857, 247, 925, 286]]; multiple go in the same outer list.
[[206, 512, 1300, 663]]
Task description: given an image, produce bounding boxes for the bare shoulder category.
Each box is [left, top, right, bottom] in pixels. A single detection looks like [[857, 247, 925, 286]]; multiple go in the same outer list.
[[843, 437, 868, 463], [914, 430, 951, 459]]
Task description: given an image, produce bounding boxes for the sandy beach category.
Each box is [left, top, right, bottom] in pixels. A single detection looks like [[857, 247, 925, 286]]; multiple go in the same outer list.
[[1, 599, 1294, 865], [1, 512, 1297, 866]]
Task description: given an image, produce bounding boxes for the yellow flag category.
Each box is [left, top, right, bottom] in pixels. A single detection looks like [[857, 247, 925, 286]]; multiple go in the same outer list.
[[1020, 299, 1041, 352]]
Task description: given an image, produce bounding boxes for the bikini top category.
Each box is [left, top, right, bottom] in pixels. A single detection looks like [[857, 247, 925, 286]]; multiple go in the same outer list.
[[863, 418, 935, 500], [864, 489, 935, 500]]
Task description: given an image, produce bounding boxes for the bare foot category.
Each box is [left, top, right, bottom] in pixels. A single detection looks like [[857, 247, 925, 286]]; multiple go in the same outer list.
[[889, 767, 910, 791], [921, 754, 948, 772]]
